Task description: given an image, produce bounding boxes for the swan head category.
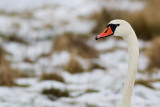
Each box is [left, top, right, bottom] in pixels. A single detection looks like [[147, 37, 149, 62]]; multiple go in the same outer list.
[[95, 19, 134, 40]]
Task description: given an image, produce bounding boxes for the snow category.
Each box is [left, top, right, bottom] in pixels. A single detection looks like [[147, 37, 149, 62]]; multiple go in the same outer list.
[[138, 53, 149, 71], [133, 85, 160, 107], [102, 0, 145, 12], [4, 41, 52, 61], [94, 38, 117, 51]]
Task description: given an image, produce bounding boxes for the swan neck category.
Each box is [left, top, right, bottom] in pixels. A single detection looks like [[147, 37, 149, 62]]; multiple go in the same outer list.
[[118, 33, 139, 107]]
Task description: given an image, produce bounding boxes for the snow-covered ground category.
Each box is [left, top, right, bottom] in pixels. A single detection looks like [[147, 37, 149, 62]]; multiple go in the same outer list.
[[0, 0, 160, 107], [1, 38, 160, 107]]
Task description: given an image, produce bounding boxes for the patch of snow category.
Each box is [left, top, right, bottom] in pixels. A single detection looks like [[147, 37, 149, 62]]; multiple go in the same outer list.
[[138, 53, 149, 71], [133, 85, 160, 107], [102, 0, 145, 12], [50, 51, 71, 67], [4, 41, 52, 61], [94, 38, 116, 51]]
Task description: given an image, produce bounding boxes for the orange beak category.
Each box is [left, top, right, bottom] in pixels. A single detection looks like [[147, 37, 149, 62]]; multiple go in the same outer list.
[[95, 26, 113, 40]]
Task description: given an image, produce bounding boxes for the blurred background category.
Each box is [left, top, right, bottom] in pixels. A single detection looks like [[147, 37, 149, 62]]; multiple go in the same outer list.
[[0, 0, 160, 107]]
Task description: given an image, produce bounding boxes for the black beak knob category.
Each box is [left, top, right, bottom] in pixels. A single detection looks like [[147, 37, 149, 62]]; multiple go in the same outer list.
[[95, 37, 98, 40]]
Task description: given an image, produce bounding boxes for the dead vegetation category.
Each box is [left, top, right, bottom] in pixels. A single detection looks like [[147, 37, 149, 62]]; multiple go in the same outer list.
[[89, 62, 105, 70], [0, 10, 33, 19], [135, 80, 155, 89], [85, 103, 99, 107], [1, 33, 28, 44], [23, 58, 35, 64], [65, 56, 105, 73], [128, 13, 153, 40], [6, 35, 27, 44], [40, 72, 65, 83], [135, 78, 160, 89], [42, 88, 69, 100], [85, 88, 99, 93], [147, 37, 160, 69], [0, 46, 17, 86], [91, 9, 123, 35], [53, 33, 98, 58], [65, 56, 84, 74], [16, 70, 35, 78], [0, 46, 34, 86], [126, 0, 160, 40], [128, 0, 160, 40], [44, 23, 54, 29]]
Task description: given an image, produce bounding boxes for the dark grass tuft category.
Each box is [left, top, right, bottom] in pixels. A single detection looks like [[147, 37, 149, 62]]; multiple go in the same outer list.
[[40, 72, 65, 83], [42, 88, 69, 100]]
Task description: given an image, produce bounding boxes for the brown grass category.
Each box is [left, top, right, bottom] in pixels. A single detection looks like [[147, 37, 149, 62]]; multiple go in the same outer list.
[[44, 23, 54, 29], [85, 88, 99, 93], [126, 0, 160, 40], [147, 37, 160, 69], [40, 72, 65, 83], [86, 103, 98, 107], [0, 10, 33, 19], [6, 34, 27, 44], [53, 33, 98, 58], [42, 88, 69, 100], [0, 46, 32, 86], [23, 58, 35, 64], [127, 13, 153, 40], [135, 78, 160, 89], [91, 9, 123, 35], [89, 62, 105, 70], [135, 79, 155, 89], [0, 33, 27, 44], [65, 56, 84, 74], [16, 70, 35, 78], [0, 46, 17, 86]]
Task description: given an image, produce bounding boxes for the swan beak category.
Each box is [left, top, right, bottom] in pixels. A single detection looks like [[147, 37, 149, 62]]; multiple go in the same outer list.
[[95, 26, 113, 40]]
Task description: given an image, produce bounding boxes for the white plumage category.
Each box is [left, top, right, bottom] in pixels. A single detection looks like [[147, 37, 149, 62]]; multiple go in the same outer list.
[[97, 19, 139, 107]]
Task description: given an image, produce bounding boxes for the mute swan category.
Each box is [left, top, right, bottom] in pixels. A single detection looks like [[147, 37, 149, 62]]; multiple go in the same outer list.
[[95, 19, 139, 107]]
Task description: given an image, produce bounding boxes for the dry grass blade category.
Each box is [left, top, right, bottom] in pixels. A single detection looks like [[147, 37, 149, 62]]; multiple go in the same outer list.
[[135, 80, 155, 89], [89, 62, 105, 70], [135, 78, 160, 89]]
